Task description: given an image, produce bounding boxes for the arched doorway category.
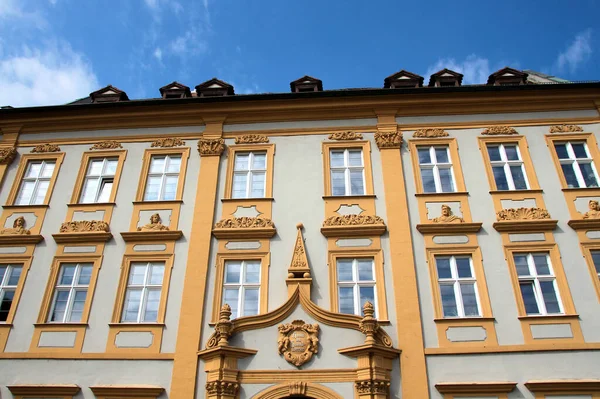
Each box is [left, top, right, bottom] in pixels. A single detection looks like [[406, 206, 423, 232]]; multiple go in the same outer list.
[[252, 382, 344, 399]]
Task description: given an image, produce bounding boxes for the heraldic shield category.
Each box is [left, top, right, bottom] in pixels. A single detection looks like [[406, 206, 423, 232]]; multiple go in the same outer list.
[[277, 319, 320, 367]]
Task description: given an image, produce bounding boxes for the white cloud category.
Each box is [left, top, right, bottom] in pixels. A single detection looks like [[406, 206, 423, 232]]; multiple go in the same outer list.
[[169, 30, 208, 56], [556, 29, 593, 73], [0, 43, 99, 107], [153, 47, 162, 61], [425, 55, 491, 84]]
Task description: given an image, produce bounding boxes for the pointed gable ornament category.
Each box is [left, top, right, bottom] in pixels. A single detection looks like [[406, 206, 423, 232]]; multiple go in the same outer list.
[[290, 75, 323, 93], [195, 78, 235, 97], [383, 69, 424, 89], [487, 67, 528, 86], [159, 81, 191, 99], [89, 85, 129, 103], [428, 68, 464, 87], [288, 223, 311, 279]]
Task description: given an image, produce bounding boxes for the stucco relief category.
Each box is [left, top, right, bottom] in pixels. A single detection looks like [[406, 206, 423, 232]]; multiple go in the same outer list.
[[0, 216, 30, 235], [60, 220, 110, 233], [277, 319, 320, 367], [323, 214, 384, 226], [328, 131, 363, 141], [234, 134, 269, 144], [214, 217, 274, 229], [151, 137, 186, 147], [137, 213, 169, 231], [550, 124, 584, 133], [582, 200, 600, 219], [496, 207, 551, 221], [431, 204, 464, 223], [89, 140, 122, 150], [0, 147, 17, 165], [198, 138, 225, 156], [413, 128, 449, 138], [481, 126, 518, 135], [374, 131, 402, 149], [31, 143, 61, 153]]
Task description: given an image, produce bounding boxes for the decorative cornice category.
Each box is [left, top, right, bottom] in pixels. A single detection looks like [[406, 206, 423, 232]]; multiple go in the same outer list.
[[416, 222, 482, 234], [493, 220, 558, 233], [496, 207, 550, 221], [0, 147, 17, 165], [481, 126, 518, 135], [413, 128, 449, 138], [525, 379, 600, 393], [212, 217, 276, 239], [60, 220, 110, 233], [235, 134, 269, 144], [121, 230, 183, 242], [321, 214, 387, 237], [8, 385, 81, 396], [328, 131, 363, 141], [550, 124, 584, 133], [31, 143, 61, 153], [90, 385, 164, 397], [198, 138, 225, 156], [436, 382, 517, 394], [151, 137, 186, 147], [89, 140, 122, 150], [374, 131, 402, 149]]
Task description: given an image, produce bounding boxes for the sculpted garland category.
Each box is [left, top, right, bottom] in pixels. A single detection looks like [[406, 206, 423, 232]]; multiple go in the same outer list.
[[89, 141, 122, 150], [327, 131, 363, 141], [413, 128, 449, 138], [496, 207, 551, 221], [234, 134, 269, 144], [323, 214, 385, 226], [59, 220, 110, 233], [214, 216, 275, 229], [550, 124, 584, 133], [481, 126, 518, 135], [31, 143, 61, 153]]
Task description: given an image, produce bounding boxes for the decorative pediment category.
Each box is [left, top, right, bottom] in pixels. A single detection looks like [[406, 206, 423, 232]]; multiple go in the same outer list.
[[159, 81, 191, 99], [384, 70, 424, 88], [288, 223, 310, 279], [487, 67, 528, 86], [550, 124, 584, 133], [89, 85, 129, 103], [290, 75, 323, 93], [89, 140, 122, 150], [428, 68, 463, 87], [413, 128, 449, 138], [195, 78, 235, 97]]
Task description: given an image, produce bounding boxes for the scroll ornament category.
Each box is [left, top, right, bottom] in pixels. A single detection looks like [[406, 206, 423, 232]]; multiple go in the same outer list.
[[323, 214, 385, 227], [328, 131, 363, 141], [138, 213, 169, 231], [496, 207, 551, 221], [481, 126, 518, 135], [31, 143, 61, 153], [413, 128, 449, 138], [0, 147, 17, 165], [198, 138, 225, 156], [374, 131, 402, 149], [89, 141, 122, 150], [277, 320, 320, 367], [214, 217, 275, 229], [0, 216, 30, 235], [151, 138, 186, 147], [582, 200, 600, 219], [550, 124, 584, 133], [59, 220, 110, 233], [205, 381, 239, 396], [431, 204, 464, 223], [234, 134, 269, 144]]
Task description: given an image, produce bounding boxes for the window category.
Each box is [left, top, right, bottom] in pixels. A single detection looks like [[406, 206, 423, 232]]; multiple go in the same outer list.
[[0, 264, 22, 322], [121, 262, 165, 323], [48, 263, 93, 323], [487, 144, 529, 190], [591, 250, 600, 281], [514, 253, 563, 315], [15, 160, 55, 205], [554, 141, 599, 188], [330, 148, 365, 196], [143, 155, 181, 201], [80, 158, 118, 203], [222, 260, 260, 319], [232, 152, 266, 198], [417, 146, 455, 193], [435, 255, 480, 317], [337, 258, 376, 317]]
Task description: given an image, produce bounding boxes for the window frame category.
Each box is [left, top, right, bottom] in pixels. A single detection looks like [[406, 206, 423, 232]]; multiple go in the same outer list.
[[224, 144, 275, 199], [513, 252, 563, 316], [222, 259, 262, 319], [0, 256, 31, 325], [335, 257, 378, 317], [47, 262, 95, 323], [434, 254, 482, 318], [70, 150, 127, 204], [546, 132, 600, 190], [120, 261, 167, 323], [329, 148, 367, 196], [555, 141, 599, 188], [6, 152, 65, 206], [416, 145, 457, 193], [408, 138, 466, 194], [135, 148, 190, 202], [322, 141, 374, 197], [580, 243, 600, 303]]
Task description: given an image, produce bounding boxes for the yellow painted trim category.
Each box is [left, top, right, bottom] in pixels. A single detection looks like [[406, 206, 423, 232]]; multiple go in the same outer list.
[[8, 384, 79, 399], [0, 251, 33, 351], [223, 143, 275, 199], [322, 140, 374, 196], [90, 385, 164, 399], [408, 137, 466, 194], [425, 342, 600, 354], [253, 382, 345, 399], [69, 149, 127, 204], [5, 152, 65, 206], [580, 242, 600, 302], [0, 352, 174, 359], [134, 147, 190, 202], [238, 368, 357, 383]]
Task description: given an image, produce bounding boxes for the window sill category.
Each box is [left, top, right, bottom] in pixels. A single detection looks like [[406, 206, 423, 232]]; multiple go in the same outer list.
[[489, 189, 543, 195], [67, 202, 116, 207], [562, 187, 600, 192], [434, 317, 495, 323], [132, 200, 183, 205], [2, 204, 49, 209], [414, 191, 468, 197], [221, 197, 274, 203], [108, 322, 166, 327], [518, 314, 579, 321], [34, 322, 88, 327], [0, 323, 13, 328], [322, 195, 376, 200]]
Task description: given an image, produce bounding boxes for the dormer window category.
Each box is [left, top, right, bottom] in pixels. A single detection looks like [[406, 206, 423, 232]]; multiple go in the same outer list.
[[159, 82, 191, 99], [195, 78, 235, 97], [89, 85, 129, 103], [290, 76, 323, 93], [487, 67, 528, 86], [428, 69, 464, 87], [383, 70, 424, 89]]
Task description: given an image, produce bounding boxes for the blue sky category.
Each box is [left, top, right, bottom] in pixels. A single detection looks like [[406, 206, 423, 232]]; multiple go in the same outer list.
[[0, 0, 598, 107]]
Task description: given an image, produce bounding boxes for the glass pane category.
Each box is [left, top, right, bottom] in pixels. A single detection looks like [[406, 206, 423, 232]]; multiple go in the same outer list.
[[579, 163, 599, 188], [40, 162, 55, 178], [251, 172, 265, 197], [492, 166, 509, 190], [455, 258, 472, 278], [128, 264, 147, 285], [337, 260, 353, 282], [440, 284, 458, 317], [421, 168, 436, 193], [514, 255, 530, 276], [0, 290, 14, 322], [438, 168, 455, 192], [349, 170, 365, 195], [25, 162, 42, 178], [232, 173, 248, 198], [504, 145, 520, 161], [0, 266, 5, 284], [417, 148, 431, 164], [144, 289, 161, 321], [252, 153, 266, 169], [561, 163, 580, 188], [331, 170, 346, 196], [554, 143, 569, 159], [33, 180, 50, 204], [166, 156, 181, 173], [460, 283, 479, 316], [359, 286, 375, 314], [510, 165, 528, 190], [68, 290, 87, 322], [149, 264, 165, 285], [104, 159, 118, 175], [234, 153, 249, 171], [434, 147, 449, 163], [223, 289, 239, 318], [540, 281, 561, 314], [330, 151, 345, 168], [487, 146, 501, 162], [97, 180, 113, 203], [572, 143, 588, 159], [348, 150, 362, 167], [436, 258, 452, 279], [357, 260, 373, 281], [77, 265, 93, 285], [591, 251, 600, 274], [15, 181, 35, 205], [532, 254, 551, 275], [122, 289, 142, 322], [243, 288, 259, 316], [225, 262, 241, 283], [519, 282, 540, 315], [163, 176, 178, 200], [244, 262, 260, 283], [338, 287, 355, 314], [149, 157, 166, 173], [80, 178, 99, 203], [144, 176, 161, 201], [50, 290, 70, 322], [7, 266, 21, 286], [59, 265, 76, 285], [88, 160, 104, 176]]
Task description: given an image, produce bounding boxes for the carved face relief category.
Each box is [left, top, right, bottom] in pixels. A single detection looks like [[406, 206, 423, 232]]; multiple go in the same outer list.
[[277, 320, 319, 367], [441, 205, 450, 217]]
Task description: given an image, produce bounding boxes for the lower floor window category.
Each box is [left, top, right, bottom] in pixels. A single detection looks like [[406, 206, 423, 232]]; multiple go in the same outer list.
[[337, 258, 376, 317], [49, 263, 92, 323], [435, 255, 480, 317], [222, 260, 260, 319], [0, 264, 22, 322], [122, 262, 165, 323], [514, 252, 563, 315]]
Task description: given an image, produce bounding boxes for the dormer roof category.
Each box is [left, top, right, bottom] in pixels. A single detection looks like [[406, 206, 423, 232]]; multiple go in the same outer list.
[[89, 85, 129, 103], [428, 68, 464, 87], [384, 70, 424, 89], [290, 75, 323, 93], [487, 67, 528, 86], [159, 81, 192, 99], [195, 78, 235, 97]]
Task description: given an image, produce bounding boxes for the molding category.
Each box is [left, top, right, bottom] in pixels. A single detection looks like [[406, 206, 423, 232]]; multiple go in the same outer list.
[[375, 131, 402, 149], [416, 222, 482, 234], [134, 147, 190, 202], [238, 369, 357, 383], [90, 140, 122, 150], [413, 128, 449, 138], [90, 385, 164, 397], [31, 143, 61, 152], [121, 230, 183, 242], [481, 125, 518, 135], [198, 138, 225, 156], [7, 385, 80, 396], [549, 124, 584, 133], [425, 342, 600, 355], [321, 214, 387, 237], [0, 147, 17, 165], [253, 382, 344, 399], [0, 234, 43, 245], [496, 207, 551, 221], [234, 134, 269, 144], [0, 352, 174, 359], [328, 131, 363, 140], [525, 379, 600, 392], [493, 219, 558, 232], [568, 219, 600, 230], [52, 232, 112, 243], [212, 217, 276, 239], [435, 382, 517, 394], [150, 137, 185, 147], [59, 220, 110, 233]]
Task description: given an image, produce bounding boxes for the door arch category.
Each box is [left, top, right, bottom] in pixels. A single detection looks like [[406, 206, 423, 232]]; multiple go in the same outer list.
[[252, 382, 344, 399]]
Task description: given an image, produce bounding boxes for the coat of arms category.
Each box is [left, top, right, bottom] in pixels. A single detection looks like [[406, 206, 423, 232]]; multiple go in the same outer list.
[[277, 320, 320, 367]]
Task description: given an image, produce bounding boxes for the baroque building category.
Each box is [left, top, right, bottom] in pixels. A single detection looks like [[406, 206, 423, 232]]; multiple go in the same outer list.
[[0, 68, 599, 399]]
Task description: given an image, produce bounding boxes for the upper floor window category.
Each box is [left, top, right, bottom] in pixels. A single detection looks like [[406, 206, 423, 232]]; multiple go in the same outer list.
[[144, 155, 181, 201], [435, 255, 480, 317], [121, 261, 165, 323], [15, 160, 55, 205], [222, 260, 260, 319], [330, 149, 365, 196], [554, 141, 599, 188], [514, 252, 562, 315], [48, 263, 93, 323], [80, 158, 118, 203], [417, 146, 455, 193], [0, 264, 22, 322], [232, 152, 266, 198], [591, 250, 600, 281], [487, 144, 529, 190], [337, 258, 376, 317]]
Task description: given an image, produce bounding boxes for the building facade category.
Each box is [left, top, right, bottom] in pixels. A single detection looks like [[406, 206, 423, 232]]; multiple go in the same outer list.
[[0, 69, 599, 399]]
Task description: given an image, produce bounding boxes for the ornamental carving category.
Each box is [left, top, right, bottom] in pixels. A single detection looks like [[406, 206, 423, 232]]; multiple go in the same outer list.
[[374, 131, 402, 149], [234, 134, 269, 144], [496, 207, 551, 221], [151, 137, 186, 147], [550, 124, 584, 133], [431, 204, 464, 223], [288, 223, 310, 279], [355, 380, 391, 395], [323, 214, 385, 227], [31, 143, 61, 153], [277, 319, 319, 367], [0, 216, 30, 235], [89, 140, 122, 150], [288, 382, 307, 396], [481, 126, 518, 135], [328, 131, 363, 141], [0, 147, 17, 165], [359, 301, 379, 345], [214, 217, 275, 229], [59, 220, 110, 233], [413, 128, 449, 138], [582, 200, 600, 219], [138, 213, 169, 231], [198, 138, 225, 156], [205, 381, 239, 396]]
